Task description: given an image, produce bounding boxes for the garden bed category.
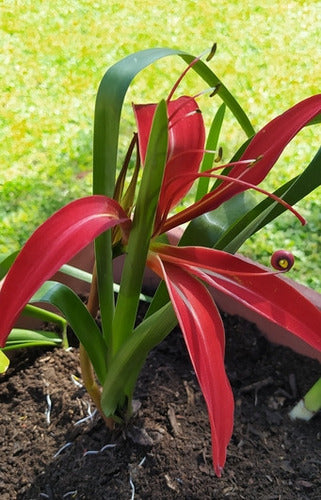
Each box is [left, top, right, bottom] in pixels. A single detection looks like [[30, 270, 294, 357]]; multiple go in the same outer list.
[[1, 308, 320, 499]]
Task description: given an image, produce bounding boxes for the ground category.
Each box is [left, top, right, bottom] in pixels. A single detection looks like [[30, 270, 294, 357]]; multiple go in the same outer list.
[[0, 309, 320, 499]]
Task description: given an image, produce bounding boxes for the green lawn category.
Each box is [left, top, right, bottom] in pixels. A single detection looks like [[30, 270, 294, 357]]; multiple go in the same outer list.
[[1, 0, 321, 290]]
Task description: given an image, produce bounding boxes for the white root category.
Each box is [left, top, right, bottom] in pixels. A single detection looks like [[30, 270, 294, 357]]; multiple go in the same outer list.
[[45, 394, 52, 425], [53, 442, 73, 458]]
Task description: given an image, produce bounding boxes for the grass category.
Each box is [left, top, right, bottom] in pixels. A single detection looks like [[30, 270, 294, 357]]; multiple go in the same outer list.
[[1, 0, 321, 290]]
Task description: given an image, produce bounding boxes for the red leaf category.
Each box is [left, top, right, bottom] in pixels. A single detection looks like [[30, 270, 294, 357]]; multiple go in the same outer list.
[[0, 196, 130, 347], [160, 95, 321, 233], [159, 160, 305, 233], [156, 245, 321, 352], [149, 254, 234, 476], [211, 94, 321, 203], [133, 96, 205, 221]]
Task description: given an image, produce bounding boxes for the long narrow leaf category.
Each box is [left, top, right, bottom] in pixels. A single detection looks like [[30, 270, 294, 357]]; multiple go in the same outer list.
[[93, 47, 253, 341], [152, 256, 234, 476], [101, 302, 177, 418], [0, 196, 130, 348], [93, 49, 186, 343], [31, 281, 107, 383], [22, 303, 68, 347], [59, 264, 93, 283], [156, 245, 321, 352], [215, 147, 321, 252], [3, 329, 62, 350], [112, 100, 168, 355], [195, 103, 226, 201]]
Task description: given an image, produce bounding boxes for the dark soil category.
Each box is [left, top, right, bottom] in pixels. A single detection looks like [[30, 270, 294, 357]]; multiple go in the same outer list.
[[1, 309, 320, 499]]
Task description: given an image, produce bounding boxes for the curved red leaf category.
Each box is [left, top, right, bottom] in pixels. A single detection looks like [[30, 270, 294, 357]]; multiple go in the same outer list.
[[0, 196, 130, 347], [210, 94, 321, 203], [149, 254, 234, 476], [155, 244, 321, 352], [158, 161, 305, 234], [155, 95, 321, 234], [133, 96, 205, 220]]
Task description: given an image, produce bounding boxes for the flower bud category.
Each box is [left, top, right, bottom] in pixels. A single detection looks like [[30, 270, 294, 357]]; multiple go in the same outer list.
[[271, 250, 295, 272]]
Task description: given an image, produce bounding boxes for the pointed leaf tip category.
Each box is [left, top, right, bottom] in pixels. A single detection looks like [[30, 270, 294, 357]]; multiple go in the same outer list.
[[149, 253, 234, 475], [0, 196, 130, 347], [207, 94, 321, 206], [134, 95, 205, 223]]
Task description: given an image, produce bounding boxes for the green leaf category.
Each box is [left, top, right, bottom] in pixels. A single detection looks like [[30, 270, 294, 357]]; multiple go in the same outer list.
[[93, 47, 254, 342], [102, 302, 177, 417], [93, 49, 187, 341], [214, 146, 321, 252], [31, 281, 107, 384], [112, 100, 168, 355], [22, 303, 66, 325], [3, 329, 62, 350], [59, 264, 93, 283], [180, 191, 257, 247], [195, 104, 226, 201]]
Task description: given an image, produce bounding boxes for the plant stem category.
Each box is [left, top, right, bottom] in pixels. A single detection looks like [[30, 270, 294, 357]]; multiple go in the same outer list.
[[289, 378, 321, 421], [101, 301, 177, 417], [86, 262, 99, 315], [79, 263, 114, 429], [79, 344, 113, 429]]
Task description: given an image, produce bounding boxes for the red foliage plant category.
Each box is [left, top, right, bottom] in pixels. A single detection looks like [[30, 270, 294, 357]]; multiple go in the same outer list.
[[1, 47, 321, 476]]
